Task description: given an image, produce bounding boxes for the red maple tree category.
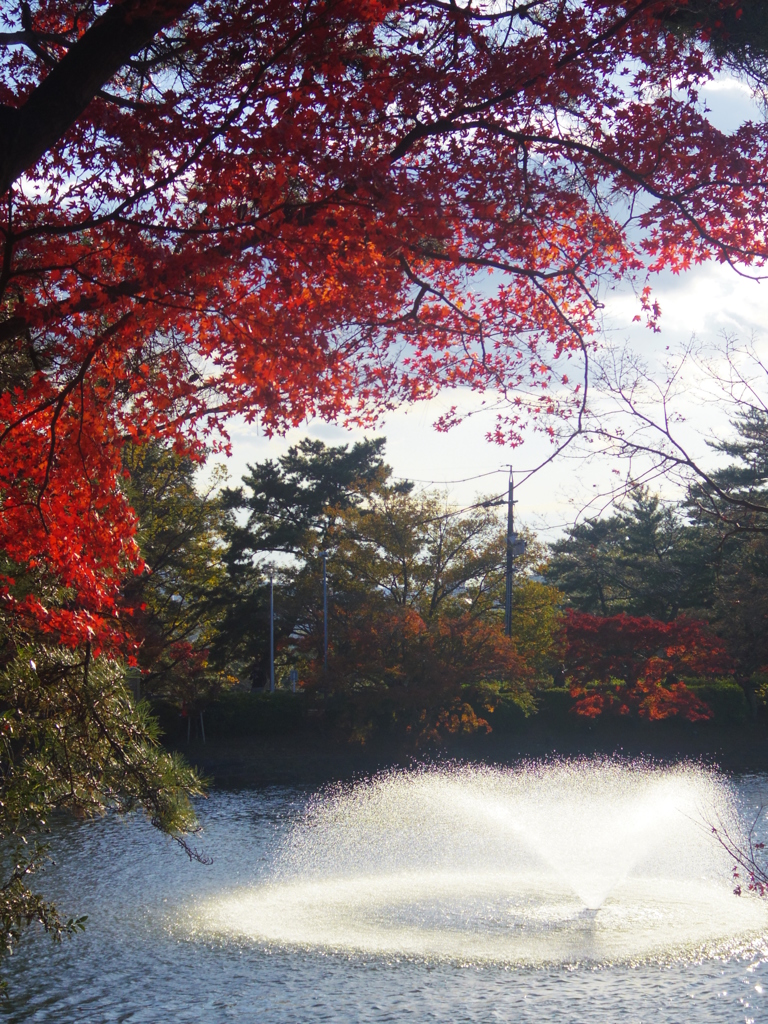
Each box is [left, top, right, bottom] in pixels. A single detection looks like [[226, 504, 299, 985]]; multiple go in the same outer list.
[[1, 1, 767, 648], [564, 610, 733, 720], [305, 602, 530, 742]]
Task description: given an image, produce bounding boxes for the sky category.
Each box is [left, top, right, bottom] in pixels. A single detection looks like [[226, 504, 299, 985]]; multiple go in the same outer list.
[[203, 78, 767, 542]]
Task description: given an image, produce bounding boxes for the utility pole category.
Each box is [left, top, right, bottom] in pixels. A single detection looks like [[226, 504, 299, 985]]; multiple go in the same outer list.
[[505, 468, 527, 638], [505, 469, 514, 637], [322, 551, 328, 672], [269, 572, 275, 693]]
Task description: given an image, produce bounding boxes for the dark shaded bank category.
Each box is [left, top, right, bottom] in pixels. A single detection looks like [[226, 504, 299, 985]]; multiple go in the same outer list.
[[158, 688, 768, 788], [168, 727, 768, 789]]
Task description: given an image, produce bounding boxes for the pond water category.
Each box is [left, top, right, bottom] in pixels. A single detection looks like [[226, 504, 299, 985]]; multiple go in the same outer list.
[[4, 760, 768, 1023]]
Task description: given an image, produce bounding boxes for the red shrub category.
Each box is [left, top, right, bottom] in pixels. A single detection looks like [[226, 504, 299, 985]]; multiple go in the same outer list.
[[564, 611, 732, 721]]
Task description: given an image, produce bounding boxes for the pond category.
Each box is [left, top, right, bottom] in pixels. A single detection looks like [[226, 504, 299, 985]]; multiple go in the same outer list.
[[4, 760, 768, 1023]]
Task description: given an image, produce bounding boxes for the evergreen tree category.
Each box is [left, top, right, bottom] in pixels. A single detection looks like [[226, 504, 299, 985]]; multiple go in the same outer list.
[[121, 442, 233, 713], [666, 1, 768, 93], [689, 408, 768, 533], [546, 489, 715, 621], [687, 409, 768, 678], [212, 439, 391, 683], [222, 438, 390, 559]]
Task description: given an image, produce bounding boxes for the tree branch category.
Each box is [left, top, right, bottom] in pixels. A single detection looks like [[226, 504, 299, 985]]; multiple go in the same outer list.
[[0, 0, 194, 197]]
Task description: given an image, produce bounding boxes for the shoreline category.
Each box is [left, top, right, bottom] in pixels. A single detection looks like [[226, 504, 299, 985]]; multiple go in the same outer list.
[[168, 723, 768, 789]]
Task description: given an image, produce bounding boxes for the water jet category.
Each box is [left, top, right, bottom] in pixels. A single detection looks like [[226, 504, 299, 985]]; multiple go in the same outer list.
[[201, 760, 768, 965]]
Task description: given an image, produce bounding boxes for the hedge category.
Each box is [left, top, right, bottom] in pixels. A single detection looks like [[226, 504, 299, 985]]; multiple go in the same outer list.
[[681, 678, 749, 726], [152, 691, 307, 740], [488, 689, 573, 733], [489, 681, 749, 732], [154, 678, 750, 742], [205, 690, 306, 736]]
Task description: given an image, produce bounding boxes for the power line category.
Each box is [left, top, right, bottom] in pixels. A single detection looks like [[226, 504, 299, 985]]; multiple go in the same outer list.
[[420, 492, 507, 524], [391, 468, 508, 485], [392, 464, 552, 488]]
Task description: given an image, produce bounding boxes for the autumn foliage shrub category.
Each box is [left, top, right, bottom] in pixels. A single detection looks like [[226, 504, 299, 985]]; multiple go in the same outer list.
[[304, 603, 531, 745], [564, 611, 732, 721]]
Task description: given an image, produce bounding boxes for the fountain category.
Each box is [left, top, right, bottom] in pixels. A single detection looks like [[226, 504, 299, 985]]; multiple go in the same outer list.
[[201, 760, 768, 965]]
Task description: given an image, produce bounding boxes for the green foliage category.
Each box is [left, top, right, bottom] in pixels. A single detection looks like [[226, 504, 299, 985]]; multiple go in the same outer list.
[[546, 488, 715, 621], [749, 672, 768, 723], [711, 408, 768, 491], [0, 642, 204, 971], [708, 534, 768, 679], [330, 484, 507, 621], [686, 409, 768, 678], [222, 437, 390, 558], [486, 691, 538, 733], [666, 1, 768, 95], [534, 687, 576, 724], [0, 841, 86, 984], [680, 678, 749, 726], [510, 579, 564, 684], [203, 691, 305, 737], [122, 442, 236, 710], [213, 438, 391, 682], [689, 408, 768, 531]]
